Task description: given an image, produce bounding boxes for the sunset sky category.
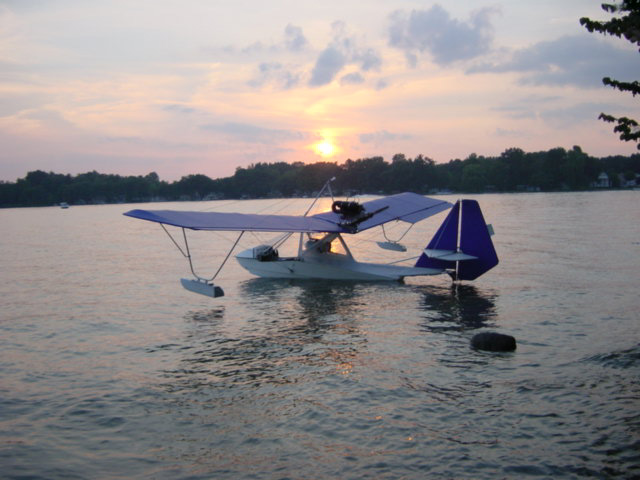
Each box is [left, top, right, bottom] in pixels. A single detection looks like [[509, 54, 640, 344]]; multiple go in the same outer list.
[[1, 0, 639, 182]]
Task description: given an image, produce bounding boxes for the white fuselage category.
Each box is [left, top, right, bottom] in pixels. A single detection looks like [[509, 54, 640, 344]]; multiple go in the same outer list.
[[236, 233, 442, 281]]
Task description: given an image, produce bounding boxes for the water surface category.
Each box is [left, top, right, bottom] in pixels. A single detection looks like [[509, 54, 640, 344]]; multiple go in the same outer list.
[[1, 192, 639, 478]]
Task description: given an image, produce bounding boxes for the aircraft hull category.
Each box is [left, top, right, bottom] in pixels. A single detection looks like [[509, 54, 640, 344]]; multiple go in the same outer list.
[[236, 248, 442, 281]]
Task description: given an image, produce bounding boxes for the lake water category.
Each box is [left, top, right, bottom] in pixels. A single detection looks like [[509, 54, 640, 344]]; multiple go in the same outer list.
[[1, 191, 639, 479]]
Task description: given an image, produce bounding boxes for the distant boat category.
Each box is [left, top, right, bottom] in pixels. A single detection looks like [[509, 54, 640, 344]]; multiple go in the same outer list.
[[60, 202, 69, 209]]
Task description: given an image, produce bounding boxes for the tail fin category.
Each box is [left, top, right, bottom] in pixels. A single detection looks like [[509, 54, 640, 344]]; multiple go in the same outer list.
[[415, 199, 498, 280]]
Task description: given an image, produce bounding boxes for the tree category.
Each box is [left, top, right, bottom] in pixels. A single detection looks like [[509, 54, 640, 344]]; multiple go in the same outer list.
[[461, 163, 486, 192], [580, 1, 640, 149]]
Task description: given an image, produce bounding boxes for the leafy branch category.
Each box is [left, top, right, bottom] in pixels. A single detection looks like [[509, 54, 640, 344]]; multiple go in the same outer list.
[[581, 0, 640, 149]]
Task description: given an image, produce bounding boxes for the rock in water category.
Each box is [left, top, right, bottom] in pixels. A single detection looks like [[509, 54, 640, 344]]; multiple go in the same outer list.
[[471, 332, 516, 352]]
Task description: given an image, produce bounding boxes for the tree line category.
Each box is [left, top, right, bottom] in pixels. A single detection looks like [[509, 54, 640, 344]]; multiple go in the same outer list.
[[1, 146, 639, 207]]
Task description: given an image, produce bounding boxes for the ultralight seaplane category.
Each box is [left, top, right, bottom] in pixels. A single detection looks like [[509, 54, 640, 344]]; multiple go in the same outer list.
[[123, 179, 498, 298]]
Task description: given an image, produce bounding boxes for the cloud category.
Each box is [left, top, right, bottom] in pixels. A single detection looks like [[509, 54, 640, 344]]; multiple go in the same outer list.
[[539, 102, 618, 128], [239, 21, 380, 89], [240, 24, 308, 90], [309, 46, 347, 86], [359, 130, 413, 145], [354, 47, 382, 71], [469, 35, 640, 88], [162, 104, 197, 114], [0, 1, 48, 12], [374, 78, 389, 90], [240, 41, 269, 55], [0, 92, 50, 117], [22, 108, 76, 129], [241, 23, 361, 90], [284, 24, 308, 52], [495, 127, 524, 137], [340, 72, 364, 86], [492, 105, 537, 120], [238, 24, 308, 56], [491, 95, 562, 120], [248, 62, 301, 89], [308, 21, 382, 87], [491, 94, 625, 129], [102, 135, 145, 144], [388, 5, 498, 66], [217, 24, 308, 58], [200, 121, 306, 144]]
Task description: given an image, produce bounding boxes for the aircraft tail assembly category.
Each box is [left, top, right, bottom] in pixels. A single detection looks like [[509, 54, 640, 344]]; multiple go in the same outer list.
[[415, 199, 498, 280]]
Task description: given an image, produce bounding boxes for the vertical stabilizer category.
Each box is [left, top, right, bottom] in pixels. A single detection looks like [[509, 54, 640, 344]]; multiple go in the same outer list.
[[415, 200, 498, 280]]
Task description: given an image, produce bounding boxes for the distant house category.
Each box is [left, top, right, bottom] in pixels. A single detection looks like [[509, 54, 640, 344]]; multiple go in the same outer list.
[[594, 172, 611, 188], [619, 173, 639, 188]]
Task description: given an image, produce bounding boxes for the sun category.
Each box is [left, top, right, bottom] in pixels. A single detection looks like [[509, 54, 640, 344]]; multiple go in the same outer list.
[[314, 140, 335, 158]]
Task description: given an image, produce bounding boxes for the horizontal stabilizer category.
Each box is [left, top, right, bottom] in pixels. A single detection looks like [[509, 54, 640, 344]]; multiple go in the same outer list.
[[423, 249, 478, 261], [414, 201, 460, 271], [180, 278, 224, 298]]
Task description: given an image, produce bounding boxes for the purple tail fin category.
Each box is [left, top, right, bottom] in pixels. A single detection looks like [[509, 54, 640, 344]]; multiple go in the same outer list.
[[415, 200, 498, 280]]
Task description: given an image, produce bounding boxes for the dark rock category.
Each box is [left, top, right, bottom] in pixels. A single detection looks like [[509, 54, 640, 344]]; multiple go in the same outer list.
[[471, 332, 516, 352]]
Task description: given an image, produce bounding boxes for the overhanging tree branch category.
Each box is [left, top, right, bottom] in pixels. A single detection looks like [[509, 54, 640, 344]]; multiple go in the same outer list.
[[580, 0, 640, 149]]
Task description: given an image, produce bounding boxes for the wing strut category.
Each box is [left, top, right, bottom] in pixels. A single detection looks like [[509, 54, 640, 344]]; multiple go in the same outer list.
[[209, 230, 245, 281], [159, 224, 245, 297]]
